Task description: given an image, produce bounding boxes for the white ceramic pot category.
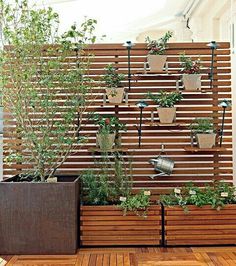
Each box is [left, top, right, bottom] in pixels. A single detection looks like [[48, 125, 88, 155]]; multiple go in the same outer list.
[[147, 54, 167, 72], [157, 107, 176, 124], [96, 133, 116, 150], [182, 74, 201, 90], [196, 133, 216, 148], [106, 87, 124, 104]]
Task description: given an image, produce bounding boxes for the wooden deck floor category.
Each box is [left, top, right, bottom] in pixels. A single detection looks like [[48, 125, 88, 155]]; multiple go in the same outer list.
[[3, 246, 236, 265]]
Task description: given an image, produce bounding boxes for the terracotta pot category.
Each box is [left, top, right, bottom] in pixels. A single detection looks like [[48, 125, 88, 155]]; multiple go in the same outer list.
[[182, 74, 201, 90], [106, 87, 124, 104], [157, 107, 176, 124], [147, 54, 167, 72], [96, 133, 115, 150], [196, 133, 216, 148]]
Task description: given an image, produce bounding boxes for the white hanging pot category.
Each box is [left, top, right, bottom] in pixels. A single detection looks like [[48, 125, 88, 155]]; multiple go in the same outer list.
[[0, 106, 3, 134], [157, 107, 176, 124], [96, 133, 115, 150], [147, 54, 167, 72], [182, 74, 201, 90], [106, 87, 124, 104], [196, 133, 216, 148]]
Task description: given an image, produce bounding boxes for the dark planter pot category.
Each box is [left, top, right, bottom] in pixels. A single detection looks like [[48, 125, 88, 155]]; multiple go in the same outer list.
[[0, 175, 79, 255]]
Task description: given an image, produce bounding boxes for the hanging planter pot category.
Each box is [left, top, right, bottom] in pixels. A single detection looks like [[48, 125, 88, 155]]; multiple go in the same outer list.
[[196, 133, 216, 148], [157, 107, 176, 124], [147, 54, 167, 72], [96, 133, 115, 150], [182, 74, 201, 90], [106, 87, 124, 104], [0, 106, 3, 134]]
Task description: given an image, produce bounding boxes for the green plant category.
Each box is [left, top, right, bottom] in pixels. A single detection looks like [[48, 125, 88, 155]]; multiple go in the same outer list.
[[160, 181, 236, 212], [180, 53, 201, 74], [0, 0, 97, 182], [81, 154, 133, 205], [147, 91, 183, 107], [145, 31, 173, 55], [103, 64, 125, 88], [90, 114, 126, 134], [119, 190, 151, 217], [189, 118, 214, 134]]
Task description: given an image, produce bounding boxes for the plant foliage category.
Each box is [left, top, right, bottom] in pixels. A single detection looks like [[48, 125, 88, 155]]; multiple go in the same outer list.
[[160, 181, 236, 212], [179, 53, 201, 74], [147, 91, 183, 107], [146, 31, 173, 55], [103, 64, 125, 88], [0, 0, 97, 182], [189, 118, 214, 134]]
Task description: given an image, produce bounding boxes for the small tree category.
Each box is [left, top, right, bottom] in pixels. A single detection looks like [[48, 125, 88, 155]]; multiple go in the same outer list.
[[0, 0, 97, 182]]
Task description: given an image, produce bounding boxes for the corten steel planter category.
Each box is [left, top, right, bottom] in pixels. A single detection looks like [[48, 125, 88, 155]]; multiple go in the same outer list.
[[106, 87, 125, 104], [0, 175, 79, 255], [147, 54, 167, 72], [157, 107, 176, 124], [80, 205, 162, 246], [196, 133, 216, 148], [182, 74, 201, 91], [164, 205, 236, 246]]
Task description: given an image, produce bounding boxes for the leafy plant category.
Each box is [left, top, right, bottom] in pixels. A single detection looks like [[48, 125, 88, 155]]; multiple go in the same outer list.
[[189, 118, 214, 134], [180, 53, 201, 74], [119, 190, 151, 217], [103, 64, 125, 88], [81, 154, 133, 205], [0, 0, 97, 182], [146, 31, 173, 55], [160, 181, 236, 212], [90, 114, 126, 134], [147, 91, 183, 107]]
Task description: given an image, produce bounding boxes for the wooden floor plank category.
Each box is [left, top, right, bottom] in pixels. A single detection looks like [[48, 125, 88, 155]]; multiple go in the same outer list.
[[6, 246, 236, 265]]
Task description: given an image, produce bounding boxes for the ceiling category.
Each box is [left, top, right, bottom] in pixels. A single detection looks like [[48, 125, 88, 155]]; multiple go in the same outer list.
[[33, 0, 191, 42]]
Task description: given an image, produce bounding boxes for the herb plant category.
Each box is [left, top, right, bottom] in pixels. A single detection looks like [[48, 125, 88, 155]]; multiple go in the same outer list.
[[147, 91, 183, 107], [146, 31, 173, 55], [180, 53, 201, 74], [0, 0, 97, 182], [119, 190, 151, 217], [160, 181, 236, 212], [90, 114, 126, 134], [189, 118, 214, 134], [103, 64, 125, 88]]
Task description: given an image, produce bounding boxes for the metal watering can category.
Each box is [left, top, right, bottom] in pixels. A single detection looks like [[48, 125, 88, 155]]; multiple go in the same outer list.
[[149, 145, 174, 178]]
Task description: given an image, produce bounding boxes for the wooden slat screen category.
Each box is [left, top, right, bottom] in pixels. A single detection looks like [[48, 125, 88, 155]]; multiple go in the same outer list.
[[3, 42, 232, 197]]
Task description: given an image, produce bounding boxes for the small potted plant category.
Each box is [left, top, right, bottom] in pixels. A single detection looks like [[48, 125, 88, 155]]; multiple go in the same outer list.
[[91, 114, 126, 150], [147, 91, 183, 124], [180, 53, 202, 90], [103, 64, 125, 104], [189, 118, 216, 148], [145, 31, 173, 72]]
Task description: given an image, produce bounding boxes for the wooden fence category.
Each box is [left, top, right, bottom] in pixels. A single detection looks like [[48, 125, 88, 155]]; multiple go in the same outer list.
[[3, 42, 232, 197]]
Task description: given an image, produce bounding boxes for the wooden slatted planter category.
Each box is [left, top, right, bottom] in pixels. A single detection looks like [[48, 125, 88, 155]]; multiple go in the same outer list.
[[80, 205, 162, 246], [164, 205, 236, 246]]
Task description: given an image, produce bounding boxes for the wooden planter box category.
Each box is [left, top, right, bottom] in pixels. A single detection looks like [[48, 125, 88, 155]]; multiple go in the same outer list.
[[164, 205, 236, 246], [0, 176, 79, 255], [80, 205, 162, 246]]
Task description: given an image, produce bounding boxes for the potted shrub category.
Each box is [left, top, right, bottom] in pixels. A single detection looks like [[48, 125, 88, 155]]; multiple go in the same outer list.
[[189, 118, 216, 148], [180, 53, 202, 90], [161, 181, 236, 246], [0, 0, 97, 254], [145, 31, 173, 71], [147, 91, 183, 124], [103, 64, 125, 104], [80, 155, 161, 246], [91, 114, 126, 150]]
